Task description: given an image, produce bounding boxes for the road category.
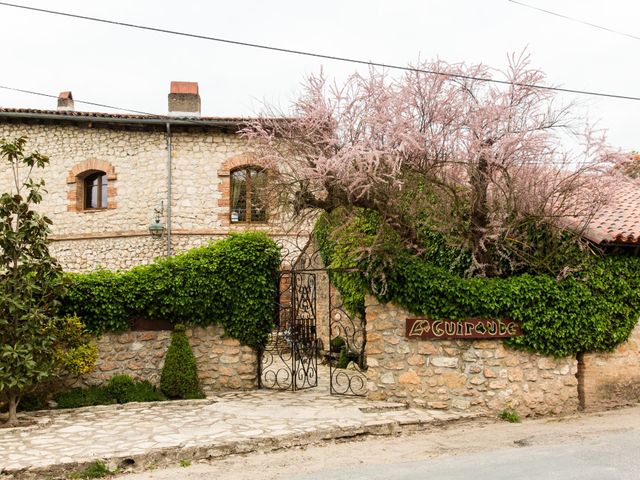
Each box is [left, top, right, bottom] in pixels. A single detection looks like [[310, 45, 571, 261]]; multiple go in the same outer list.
[[115, 405, 640, 480]]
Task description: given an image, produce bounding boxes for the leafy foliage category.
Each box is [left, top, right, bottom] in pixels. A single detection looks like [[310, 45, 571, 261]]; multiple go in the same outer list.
[[54, 385, 115, 409], [160, 324, 202, 399], [0, 137, 76, 425], [316, 210, 640, 358], [61, 232, 281, 347], [499, 408, 521, 423], [54, 375, 165, 409], [106, 375, 136, 403], [54, 315, 98, 376]]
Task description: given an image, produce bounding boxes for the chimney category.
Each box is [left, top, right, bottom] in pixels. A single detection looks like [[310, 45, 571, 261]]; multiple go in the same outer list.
[[168, 81, 200, 117], [57, 91, 74, 112]]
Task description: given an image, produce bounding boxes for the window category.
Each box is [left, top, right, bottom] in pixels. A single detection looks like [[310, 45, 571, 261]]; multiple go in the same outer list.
[[230, 167, 267, 223], [83, 171, 108, 209]]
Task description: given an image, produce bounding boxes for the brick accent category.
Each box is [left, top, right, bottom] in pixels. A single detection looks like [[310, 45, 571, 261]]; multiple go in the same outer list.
[[67, 159, 118, 212], [217, 153, 266, 226]]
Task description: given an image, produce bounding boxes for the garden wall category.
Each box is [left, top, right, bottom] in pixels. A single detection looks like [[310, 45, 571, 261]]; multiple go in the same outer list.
[[68, 325, 257, 393], [581, 323, 640, 410], [365, 296, 579, 416]]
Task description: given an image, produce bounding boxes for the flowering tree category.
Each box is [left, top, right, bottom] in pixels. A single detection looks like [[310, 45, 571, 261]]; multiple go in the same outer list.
[[243, 53, 619, 277]]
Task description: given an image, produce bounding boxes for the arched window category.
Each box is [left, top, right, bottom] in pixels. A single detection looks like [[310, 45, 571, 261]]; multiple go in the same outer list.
[[230, 166, 267, 223], [83, 171, 108, 209], [67, 159, 117, 212]]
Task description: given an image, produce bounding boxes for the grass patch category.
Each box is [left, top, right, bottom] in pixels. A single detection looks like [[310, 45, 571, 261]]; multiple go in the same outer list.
[[499, 409, 521, 423], [68, 460, 114, 479]]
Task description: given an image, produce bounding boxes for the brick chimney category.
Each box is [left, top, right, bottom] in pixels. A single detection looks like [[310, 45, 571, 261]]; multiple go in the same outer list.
[[168, 81, 200, 117], [57, 91, 74, 112]]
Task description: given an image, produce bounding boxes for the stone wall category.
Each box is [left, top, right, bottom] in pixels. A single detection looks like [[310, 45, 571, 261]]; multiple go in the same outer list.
[[0, 121, 300, 272], [365, 296, 579, 416], [70, 325, 257, 393], [50, 232, 297, 273], [581, 323, 640, 410]]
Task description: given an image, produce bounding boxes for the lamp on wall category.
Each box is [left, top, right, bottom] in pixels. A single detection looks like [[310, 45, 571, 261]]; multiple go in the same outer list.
[[148, 201, 164, 237]]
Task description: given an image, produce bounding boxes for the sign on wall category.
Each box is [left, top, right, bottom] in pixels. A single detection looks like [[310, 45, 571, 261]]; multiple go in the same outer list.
[[406, 318, 521, 340]]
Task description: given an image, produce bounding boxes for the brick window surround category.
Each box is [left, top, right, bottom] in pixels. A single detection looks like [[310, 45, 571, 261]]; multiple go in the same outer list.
[[67, 159, 117, 212], [217, 154, 268, 226]]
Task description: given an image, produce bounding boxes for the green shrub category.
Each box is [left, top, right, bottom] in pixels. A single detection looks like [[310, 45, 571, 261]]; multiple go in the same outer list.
[[330, 336, 346, 353], [61, 233, 281, 347], [124, 380, 166, 403], [160, 325, 202, 399], [54, 386, 115, 409], [15, 393, 47, 412], [54, 376, 166, 409], [106, 375, 136, 403], [337, 346, 349, 369]]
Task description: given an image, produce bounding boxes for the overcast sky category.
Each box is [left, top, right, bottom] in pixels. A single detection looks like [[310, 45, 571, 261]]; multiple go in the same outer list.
[[0, 0, 638, 150]]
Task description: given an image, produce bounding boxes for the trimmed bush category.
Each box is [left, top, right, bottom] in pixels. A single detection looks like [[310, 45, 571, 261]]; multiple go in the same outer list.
[[54, 376, 166, 409], [54, 386, 115, 409], [61, 233, 281, 347], [160, 324, 202, 399], [106, 375, 136, 403]]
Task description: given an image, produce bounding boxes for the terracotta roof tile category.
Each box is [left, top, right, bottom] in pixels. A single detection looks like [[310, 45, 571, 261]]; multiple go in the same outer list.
[[0, 106, 261, 123], [581, 181, 640, 245]]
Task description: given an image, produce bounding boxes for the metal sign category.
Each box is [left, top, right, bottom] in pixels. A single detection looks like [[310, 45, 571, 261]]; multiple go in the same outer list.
[[406, 318, 521, 340]]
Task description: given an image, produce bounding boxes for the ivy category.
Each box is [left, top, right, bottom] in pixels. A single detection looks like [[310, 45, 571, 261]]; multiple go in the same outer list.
[[61, 233, 280, 347], [315, 211, 640, 358]]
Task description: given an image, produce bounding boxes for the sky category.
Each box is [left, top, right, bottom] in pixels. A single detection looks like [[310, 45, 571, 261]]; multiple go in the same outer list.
[[0, 0, 638, 151]]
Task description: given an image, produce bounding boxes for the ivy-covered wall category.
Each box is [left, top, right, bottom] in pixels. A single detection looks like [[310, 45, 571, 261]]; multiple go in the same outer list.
[[61, 232, 281, 348], [315, 211, 640, 358]]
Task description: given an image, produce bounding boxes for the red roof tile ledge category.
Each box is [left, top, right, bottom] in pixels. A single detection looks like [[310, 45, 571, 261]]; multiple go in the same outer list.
[[580, 180, 640, 245]]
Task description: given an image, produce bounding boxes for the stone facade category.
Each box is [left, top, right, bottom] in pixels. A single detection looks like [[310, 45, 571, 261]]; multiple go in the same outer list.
[[70, 325, 257, 392], [581, 323, 640, 410], [365, 296, 579, 415], [0, 118, 293, 272]]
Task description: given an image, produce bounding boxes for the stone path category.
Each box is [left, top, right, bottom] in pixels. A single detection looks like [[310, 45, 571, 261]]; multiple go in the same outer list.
[[0, 381, 477, 478]]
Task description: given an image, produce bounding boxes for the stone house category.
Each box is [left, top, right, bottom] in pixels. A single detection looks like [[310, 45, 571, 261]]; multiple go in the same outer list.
[[0, 81, 292, 273]]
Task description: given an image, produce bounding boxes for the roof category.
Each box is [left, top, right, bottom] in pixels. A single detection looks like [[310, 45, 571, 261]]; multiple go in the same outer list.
[[0, 106, 255, 127], [581, 180, 640, 245]]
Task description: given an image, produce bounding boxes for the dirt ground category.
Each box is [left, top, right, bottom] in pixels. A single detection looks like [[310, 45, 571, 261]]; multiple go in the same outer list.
[[114, 404, 640, 480]]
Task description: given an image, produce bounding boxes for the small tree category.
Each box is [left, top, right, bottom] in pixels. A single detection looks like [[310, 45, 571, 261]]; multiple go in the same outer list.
[[160, 324, 201, 399], [0, 137, 66, 425]]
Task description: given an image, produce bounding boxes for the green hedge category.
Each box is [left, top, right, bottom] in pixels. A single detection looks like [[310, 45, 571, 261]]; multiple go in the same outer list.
[[61, 233, 280, 347], [315, 212, 640, 357]]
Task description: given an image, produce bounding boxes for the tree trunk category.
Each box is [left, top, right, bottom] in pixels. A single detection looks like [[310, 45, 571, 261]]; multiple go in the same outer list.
[[470, 153, 493, 276], [7, 394, 19, 426]]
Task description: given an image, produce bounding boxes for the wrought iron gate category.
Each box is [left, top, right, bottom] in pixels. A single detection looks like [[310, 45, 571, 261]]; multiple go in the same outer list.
[[328, 280, 367, 396], [258, 270, 318, 391], [259, 236, 367, 396]]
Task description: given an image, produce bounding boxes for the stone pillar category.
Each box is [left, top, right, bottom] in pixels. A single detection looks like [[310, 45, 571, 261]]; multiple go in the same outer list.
[[582, 322, 640, 410]]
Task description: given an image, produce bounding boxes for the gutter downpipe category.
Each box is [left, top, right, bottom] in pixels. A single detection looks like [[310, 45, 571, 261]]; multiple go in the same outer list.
[[165, 122, 172, 257]]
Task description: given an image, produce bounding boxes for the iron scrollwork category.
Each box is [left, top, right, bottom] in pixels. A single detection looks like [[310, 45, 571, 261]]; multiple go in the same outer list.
[[259, 231, 366, 395]]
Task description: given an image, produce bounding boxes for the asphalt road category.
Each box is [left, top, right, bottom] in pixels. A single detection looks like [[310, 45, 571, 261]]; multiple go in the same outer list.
[[116, 405, 640, 480], [293, 430, 640, 480]]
